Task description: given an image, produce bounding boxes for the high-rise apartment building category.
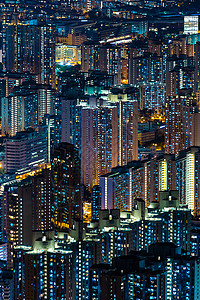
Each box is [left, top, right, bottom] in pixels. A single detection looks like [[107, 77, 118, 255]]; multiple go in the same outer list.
[[6, 184, 32, 268], [42, 114, 61, 162], [91, 185, 101, 221], [81, 42, 122, 85], [61, 97, 82, 153], [61, 93, 138, 191], [82, 98, 138, 189], [165, 88, 200, 156], [129, 52, 164, 85], [100, 157, 158, 211], [176, 147, 200, 212], [138, 82, 165, 111], [32, 168, 52, 231], [13, 231, 74, 300], [195, 42, 200, 92], [9, 193, 195, 300], [100, 146, 200, 213], [51, 142, 81, 229], [100, 154, 177, 210], [4, 165, 53, 269], [3, 24, 56, 88], [5, 129, 47, 174], [90, 242, 200, 300], [81, 105, 105, 189], [0, 72, 27, 97], [1, 81, 55, 136], [117, 97, 138, 165]]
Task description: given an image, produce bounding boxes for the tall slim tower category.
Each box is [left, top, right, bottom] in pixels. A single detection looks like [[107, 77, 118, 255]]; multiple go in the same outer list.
[[117, 99, 138, 165], [6, 184, 32, 268], [51, 143, 81, 229], [195, 42, 200, 92], [32, 168, 52, 231]]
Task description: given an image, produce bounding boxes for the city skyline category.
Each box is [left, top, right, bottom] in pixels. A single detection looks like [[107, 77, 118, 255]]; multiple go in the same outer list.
[[0, 0, 200, 299]]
